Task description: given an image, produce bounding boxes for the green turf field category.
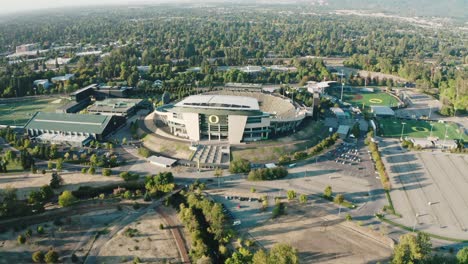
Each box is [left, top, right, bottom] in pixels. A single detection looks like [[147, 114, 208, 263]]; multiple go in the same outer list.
[[0, 97, 69, 126], [329, 87, 400, 108], [378, 118, 467, 141]]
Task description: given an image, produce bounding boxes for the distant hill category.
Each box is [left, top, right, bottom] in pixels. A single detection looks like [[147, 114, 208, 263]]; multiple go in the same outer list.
[[324, 0, 467, 19]]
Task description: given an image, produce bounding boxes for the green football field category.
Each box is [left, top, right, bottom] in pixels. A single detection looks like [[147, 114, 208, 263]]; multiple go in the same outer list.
[[328, 87, 400, 108], [0, 97, 69, 126], [378, 118, 467, 141]]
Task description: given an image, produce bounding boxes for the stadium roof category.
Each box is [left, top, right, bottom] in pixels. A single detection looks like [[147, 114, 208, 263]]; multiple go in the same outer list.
[[175, 95, 260, 111], [24, 112, 112, 135]]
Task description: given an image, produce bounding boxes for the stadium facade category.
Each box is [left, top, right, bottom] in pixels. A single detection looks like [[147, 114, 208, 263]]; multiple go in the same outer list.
[[155, 92, 309, 144]]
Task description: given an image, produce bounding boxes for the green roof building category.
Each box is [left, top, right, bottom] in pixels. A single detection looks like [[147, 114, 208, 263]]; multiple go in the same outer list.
[[24, 112, 125, 143]]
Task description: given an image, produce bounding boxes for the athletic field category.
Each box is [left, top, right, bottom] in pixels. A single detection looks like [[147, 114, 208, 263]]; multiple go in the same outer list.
[[378, 118, 467, 141], [0, 97, 69, 126], [328, 87, 400, 108]]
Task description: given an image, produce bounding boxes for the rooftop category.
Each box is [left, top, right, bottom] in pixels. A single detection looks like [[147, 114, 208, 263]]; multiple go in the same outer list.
[[88, 98, 143, 113], [370, 105, 395, 116], [148, 155, 178, 167], [175, 95, 260, 111], [24, 112, 112, 135]]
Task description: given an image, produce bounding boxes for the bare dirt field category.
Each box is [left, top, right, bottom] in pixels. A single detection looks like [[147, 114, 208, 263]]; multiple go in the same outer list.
[[0, 172, 124, 199], [249, 202, 393, 264], [0, 205, 181, 264], [96, 209, 180, 263]]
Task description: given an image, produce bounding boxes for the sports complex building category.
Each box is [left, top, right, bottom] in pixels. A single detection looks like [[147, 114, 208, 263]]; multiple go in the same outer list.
[[155, 91, 310, 144]]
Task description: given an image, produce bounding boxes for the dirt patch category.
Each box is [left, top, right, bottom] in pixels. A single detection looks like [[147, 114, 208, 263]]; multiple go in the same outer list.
[[249, 202, 392, 264], [0, 172, 124, 199], [96, 210, 180, 263]]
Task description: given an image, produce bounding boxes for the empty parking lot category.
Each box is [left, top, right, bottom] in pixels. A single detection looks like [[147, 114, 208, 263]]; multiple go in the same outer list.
[[381, 139, 468, 239]]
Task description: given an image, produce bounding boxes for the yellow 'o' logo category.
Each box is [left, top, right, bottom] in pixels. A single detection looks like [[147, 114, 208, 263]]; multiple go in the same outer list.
[[209, 115, 219, 124]]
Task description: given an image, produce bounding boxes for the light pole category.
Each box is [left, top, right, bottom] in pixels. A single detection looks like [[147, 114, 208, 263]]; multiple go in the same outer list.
[[443, 125, 449, 149], [429, 123, 434, 138], [400, 122, 407, 141], [340, 82, 344, 102], [412, 213, 420, 232], [428, 105, 432, 119]]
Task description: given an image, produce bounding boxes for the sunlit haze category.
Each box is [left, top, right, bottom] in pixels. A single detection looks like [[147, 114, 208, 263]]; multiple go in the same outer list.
[[0, 0, 183, 14]]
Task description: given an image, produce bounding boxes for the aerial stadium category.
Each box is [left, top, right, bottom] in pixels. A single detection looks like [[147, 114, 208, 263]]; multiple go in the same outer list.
[[154, 91, 310, 144]]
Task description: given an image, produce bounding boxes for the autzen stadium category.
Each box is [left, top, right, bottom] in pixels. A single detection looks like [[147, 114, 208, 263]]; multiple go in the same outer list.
[[154, 91, 310, 144]]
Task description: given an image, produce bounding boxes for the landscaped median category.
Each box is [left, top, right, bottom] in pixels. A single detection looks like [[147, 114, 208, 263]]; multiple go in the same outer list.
[[365, 130, 399, 216]]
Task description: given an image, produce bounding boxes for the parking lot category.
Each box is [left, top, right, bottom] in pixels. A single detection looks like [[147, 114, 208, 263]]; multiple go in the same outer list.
[[380, 139, 468, 239]]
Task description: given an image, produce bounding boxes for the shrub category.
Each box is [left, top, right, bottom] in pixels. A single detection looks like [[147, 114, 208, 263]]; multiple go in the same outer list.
[[120, 171, 140, 181], [44, 249, 59, 263], [32, 251, 44, 263], [272, 202, 285, 218], [133, 256, 141, 264], [278, 155, 291, 165], [334, 194, 345, 204], [159, 223, 164, 230], [102, 168, 112, 176], [123, 190, 132, 199], [345, 213, 352, 221], [287, 190, 296, 201], [299, 194, 307, 204], [58, 191, 77, 207], [37, 226, 44, 234], [323, 185, 332, 199], [81, 168, 87, 173], [87, 166, 96, 175], [229, 158, 251, 173], [17, 234, 26, 244]]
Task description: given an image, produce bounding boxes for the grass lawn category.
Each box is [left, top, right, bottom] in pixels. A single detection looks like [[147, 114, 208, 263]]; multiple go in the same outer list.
[[328, 87, 399, 108], [0, 97, 69, 126], [378, 118, 467, 141], [231, 120, 327, 163]]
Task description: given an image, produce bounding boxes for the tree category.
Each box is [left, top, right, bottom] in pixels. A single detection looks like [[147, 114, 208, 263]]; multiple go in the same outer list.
[[50, 172, 63, 189], [44, 249, 59, 264], [40, 185, 54, 201], [268, 243, 299, 264], [345, 213, 353, 221], [324, 185, 332, 198], [352, 122, 361, 138], [229, 158, 251, 173], [102, 168, 112, 176], [47, 160, 53, 170], [55, 158, 63, 171], [334, 194, 345, 204], [252, 249, 268, 264], [299, 194, 308, 204], [32, 251, 44, 263], [457, 247, 468, 264], [287, 190, 296, 201], [392, 233, 431, 264], [87, 166, 96, 175], [58, 191, 77, 207]]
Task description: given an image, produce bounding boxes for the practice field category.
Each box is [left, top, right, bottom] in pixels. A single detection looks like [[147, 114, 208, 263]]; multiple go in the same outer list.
[[378, 118, 467, 141], [0, 97, 69, 126], [328, 87, 400, 108]]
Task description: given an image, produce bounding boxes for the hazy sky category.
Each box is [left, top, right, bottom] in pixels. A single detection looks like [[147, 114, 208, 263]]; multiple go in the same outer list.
[[0, 0, 181, 14]]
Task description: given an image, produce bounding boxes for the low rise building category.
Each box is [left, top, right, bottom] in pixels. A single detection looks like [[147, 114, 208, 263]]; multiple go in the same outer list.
[[87, 98, 145, 117], [24, 112, 125, 143]]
